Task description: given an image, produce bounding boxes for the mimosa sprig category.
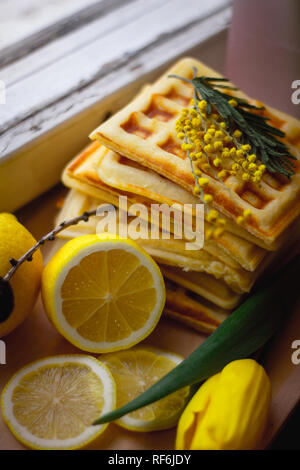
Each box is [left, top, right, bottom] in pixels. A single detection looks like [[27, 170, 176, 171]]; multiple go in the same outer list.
[[171, 70, 296, 178], [168, 69, 296, 233]]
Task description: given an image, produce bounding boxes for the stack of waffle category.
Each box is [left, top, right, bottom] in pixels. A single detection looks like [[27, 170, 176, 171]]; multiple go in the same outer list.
[[57, 58, 300, 334]]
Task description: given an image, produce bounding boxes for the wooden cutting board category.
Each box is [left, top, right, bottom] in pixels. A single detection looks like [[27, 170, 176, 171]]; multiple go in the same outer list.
[[0, 185, 299, 450]]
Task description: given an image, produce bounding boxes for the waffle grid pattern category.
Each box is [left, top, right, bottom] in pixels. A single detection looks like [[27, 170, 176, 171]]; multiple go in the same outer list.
[[91, 58, 300, 244]]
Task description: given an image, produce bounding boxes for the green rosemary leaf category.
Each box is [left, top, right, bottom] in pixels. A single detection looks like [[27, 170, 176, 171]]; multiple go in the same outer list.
[[241, 117, 285, 138], [276, 155, 296, 170], [235, 101, 265, 111], [239, 110, 285, 137], [201, 77, 231, 82], [259, 134, 279, 147], [189, 75, 296, 178], [269, 148, 297, 160], [210, 84, 239, 91]]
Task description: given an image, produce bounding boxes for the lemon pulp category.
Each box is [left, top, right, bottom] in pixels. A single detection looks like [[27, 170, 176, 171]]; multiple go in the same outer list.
[[102, 348, 190, 431], [1, 355, 116, 449], [42, 235, 165, 353], [61, 250, 156, 343]]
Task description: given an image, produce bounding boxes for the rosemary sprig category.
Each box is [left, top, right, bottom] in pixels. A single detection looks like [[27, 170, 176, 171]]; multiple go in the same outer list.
[[170, 73, 296, 178]]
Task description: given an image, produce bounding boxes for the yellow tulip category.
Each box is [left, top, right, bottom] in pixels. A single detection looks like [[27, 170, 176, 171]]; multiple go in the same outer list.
[[176, 359, 271, 450]]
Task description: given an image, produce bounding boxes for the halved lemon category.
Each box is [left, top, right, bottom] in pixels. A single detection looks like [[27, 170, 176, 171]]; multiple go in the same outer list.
[[42, 234, 165, 353], [1, 355, 116, 450], [101, 347, 190, 432]]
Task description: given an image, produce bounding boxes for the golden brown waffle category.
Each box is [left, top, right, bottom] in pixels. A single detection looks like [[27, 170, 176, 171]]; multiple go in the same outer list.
[[62, 142, 269, 273], [161, 265, 242, 310], [150, 248, 262, 294], [164, 279, 230, 334], [56, 188, 242, 309], [97, 148, 270, 271], [56, 188, 257, 293], [90, 57, 300, 245], [61, 146, 299, 293]]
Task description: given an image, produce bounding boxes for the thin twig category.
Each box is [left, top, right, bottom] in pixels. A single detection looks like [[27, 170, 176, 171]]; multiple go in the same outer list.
[[2, 208, 108, 282]]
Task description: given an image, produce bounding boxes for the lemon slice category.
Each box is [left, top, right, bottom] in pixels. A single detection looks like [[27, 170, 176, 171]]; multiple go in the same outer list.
[[1, 355, 116, 450], [42, 234, 165, 353], [102, 347, 190, 432]]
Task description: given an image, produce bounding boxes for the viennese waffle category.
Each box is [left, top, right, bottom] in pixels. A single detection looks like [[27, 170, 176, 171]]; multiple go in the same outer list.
[[90, 57, 300, 245], [164, 279, 230, 334], [161, 265, 242, 310], [62, 144, 285, 293], [62, 142, 269, 272], [56, 188, 257, 294]]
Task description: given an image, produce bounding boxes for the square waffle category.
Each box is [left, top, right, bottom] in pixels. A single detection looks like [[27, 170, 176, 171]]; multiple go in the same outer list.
[[161, 265, 242, 310], [164, 279, 230, 335], [97, 147, 268, 270], [62, 142, 269, 273], [61, 146, 300, 293], [56, 188, 258, 293], [90, 57, 300, 245]]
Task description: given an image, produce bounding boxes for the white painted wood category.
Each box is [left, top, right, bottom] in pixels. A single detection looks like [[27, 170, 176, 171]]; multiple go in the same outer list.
[[0, 0, 230, 133], [1, 0, 165, 86], [0, 0, 93, 47], [0, 3, 232, 211], [0, 0, 124, 63]]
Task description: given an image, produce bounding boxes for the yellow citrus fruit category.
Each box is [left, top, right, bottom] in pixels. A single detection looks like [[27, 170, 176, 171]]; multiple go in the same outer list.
[[0, 213, 43, 337], [42, 234, 165, 353], [1, 355, 116, 450], [102, 347, 190, 432]]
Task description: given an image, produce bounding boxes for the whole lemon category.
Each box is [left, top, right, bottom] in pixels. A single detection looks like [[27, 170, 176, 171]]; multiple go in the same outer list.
[[0, 213, 43, 337]]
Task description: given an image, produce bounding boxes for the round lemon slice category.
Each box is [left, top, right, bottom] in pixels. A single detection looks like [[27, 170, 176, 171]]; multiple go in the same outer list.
[[102, 347, 190, 432], [42, 234, 165, 353], [1, 355, 116, 450]]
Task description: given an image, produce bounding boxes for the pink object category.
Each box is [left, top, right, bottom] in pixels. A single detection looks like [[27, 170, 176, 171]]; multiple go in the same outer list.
[[226, 0, 300, 118]]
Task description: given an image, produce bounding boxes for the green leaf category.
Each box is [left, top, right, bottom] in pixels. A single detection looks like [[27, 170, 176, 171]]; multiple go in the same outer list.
[[183, 74, 296, 177], [93, 255, 300, 426]]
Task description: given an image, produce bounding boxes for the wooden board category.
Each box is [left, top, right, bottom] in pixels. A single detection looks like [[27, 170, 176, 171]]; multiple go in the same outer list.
[[0, 185, 299, 450], [0, 0, 129, 65]]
